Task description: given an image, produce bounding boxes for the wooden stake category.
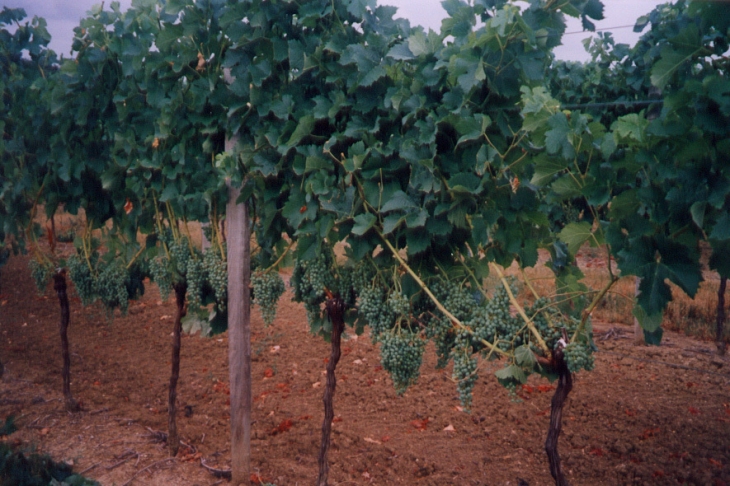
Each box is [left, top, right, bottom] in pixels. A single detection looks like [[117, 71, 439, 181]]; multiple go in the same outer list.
[[226, 165, 251, 485]]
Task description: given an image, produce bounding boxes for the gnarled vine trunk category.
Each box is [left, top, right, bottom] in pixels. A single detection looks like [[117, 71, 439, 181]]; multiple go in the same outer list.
[[53, 270, 79, 412], [168, 282, 186, 456], [717, 276, 727, 356], [545, 346, 573, 486], [633, 277, 644, 345], [318, 296, 345, 486]]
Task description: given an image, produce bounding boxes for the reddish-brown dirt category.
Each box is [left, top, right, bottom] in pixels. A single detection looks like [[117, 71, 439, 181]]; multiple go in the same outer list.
[[1, 250, 730, 485]]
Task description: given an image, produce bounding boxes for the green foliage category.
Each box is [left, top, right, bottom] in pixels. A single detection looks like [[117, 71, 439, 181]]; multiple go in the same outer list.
[[0, 415, 16, 436], [0, 442, 99, 486]]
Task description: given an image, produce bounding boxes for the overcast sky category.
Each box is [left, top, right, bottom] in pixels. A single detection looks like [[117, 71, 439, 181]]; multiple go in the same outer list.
[[4, 0, 666, 61]]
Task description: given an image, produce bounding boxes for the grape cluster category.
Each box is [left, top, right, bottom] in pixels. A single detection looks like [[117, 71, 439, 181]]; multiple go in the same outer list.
[[203, 248, 227, 310], [357, 285, 394, 336], [96, 262, 129, 314], [149, 256, 172, 301], [562, 342, 594, 373], [427, 280, 479, 367], [67, 254, 96, 305], [252, 271, 286, 326], [66, 252, 132, 315], [452, 341, 478, 410], [528, 296, 563, 345], [168, 237, 191, 275], [186, 258, 204, 309], [378, 330, 425, 394], [466, 284, 522, 352], [387, 290, 409, 317], [28, 259, 52, 295], [432, 280, 476, 323], [291, 252, 334, 324]]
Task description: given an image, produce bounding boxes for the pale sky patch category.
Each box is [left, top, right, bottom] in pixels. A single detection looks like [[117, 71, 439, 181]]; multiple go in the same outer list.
[[3, 0, 666, 60]]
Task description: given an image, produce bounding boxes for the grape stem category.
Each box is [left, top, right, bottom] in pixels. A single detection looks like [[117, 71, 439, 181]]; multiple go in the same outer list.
[[80, 218, 96, 276], [520, 267, 562, 335], [572, 273, 618, 343], [152, 192, 171, 260], [378, 232, 509, 358], [125, 245, 146, 270], [261, 239, 295, 275], [489, 264, 551, 358]]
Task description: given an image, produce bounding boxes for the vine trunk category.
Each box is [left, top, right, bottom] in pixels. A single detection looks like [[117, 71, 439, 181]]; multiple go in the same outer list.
[[168, 283, 186, 456], [318, 296, 345, 486], [717, 276, 727, 356], [545, 346, 573, 486], [53, 270, 79, 412]]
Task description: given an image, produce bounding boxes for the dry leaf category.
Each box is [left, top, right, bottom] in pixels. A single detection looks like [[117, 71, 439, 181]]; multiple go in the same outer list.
[[410, 418, 429, 431], [443, 424, 455, 432], [124, 198, 133, 215]]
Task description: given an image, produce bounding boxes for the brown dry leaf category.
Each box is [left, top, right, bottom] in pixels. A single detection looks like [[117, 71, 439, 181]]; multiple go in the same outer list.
[[40, 428, 50, 436], [124, 198, 133, 215], [410, 418, 429, 431]]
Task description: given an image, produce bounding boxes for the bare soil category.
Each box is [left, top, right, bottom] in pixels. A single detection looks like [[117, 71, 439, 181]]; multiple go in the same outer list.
[[1, 249, 730, 486]]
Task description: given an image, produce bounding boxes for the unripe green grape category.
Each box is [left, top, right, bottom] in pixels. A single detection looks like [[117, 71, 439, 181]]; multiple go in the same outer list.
[[67, 254, 95, 305], [28, 259, 52, 295], [252, 271, 286, 326]]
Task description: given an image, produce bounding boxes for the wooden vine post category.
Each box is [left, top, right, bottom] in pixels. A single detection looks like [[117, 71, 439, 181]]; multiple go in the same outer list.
[[226, 135, 252, 485]]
